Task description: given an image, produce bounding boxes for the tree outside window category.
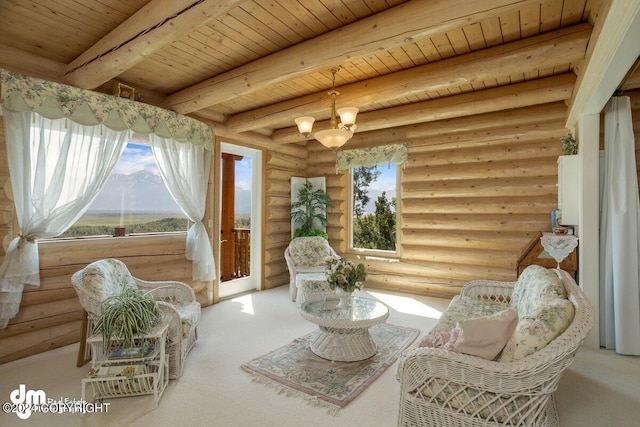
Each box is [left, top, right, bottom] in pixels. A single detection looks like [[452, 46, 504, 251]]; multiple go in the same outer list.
[[351, 165, 397, 251]]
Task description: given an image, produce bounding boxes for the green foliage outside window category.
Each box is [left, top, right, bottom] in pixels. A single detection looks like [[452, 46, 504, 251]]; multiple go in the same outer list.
[[58, 217, 188, 238], [352, 166, 396, 251]]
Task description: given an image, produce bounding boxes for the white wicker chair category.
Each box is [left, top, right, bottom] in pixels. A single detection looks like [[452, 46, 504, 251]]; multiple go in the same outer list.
[[284, 236, 339, 304], [71, 258, 201, 379], [396, 269, 594, 427]]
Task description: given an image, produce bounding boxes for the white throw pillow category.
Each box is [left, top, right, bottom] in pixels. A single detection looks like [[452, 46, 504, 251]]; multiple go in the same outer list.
[[450, 307, 518, 360]]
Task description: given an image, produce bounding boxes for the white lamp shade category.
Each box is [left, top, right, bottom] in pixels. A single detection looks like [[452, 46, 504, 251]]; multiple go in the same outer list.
[[314, 128, 353, 149], [295, 116, 315, 134], [337, 107, 358, 125]]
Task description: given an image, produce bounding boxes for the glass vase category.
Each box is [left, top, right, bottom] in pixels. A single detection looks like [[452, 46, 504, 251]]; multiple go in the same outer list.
[[335, 288, 352, 308]]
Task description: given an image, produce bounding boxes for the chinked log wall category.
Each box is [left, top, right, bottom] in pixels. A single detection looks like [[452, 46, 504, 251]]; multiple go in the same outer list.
[[306, 101, 569, 298]]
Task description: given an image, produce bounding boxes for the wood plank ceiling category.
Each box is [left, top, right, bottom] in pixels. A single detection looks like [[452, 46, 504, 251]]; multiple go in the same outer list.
[[0, 0, 601, 144]]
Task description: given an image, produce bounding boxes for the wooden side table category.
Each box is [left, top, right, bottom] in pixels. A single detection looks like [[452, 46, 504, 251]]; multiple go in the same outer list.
[[517, 231, 578, 278]]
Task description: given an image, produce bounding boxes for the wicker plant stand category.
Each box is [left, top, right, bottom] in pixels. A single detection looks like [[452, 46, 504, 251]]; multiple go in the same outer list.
[[81, 322, 169, 407]]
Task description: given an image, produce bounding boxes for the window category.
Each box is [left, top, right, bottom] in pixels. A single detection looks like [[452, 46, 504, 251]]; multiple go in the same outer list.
[[57, 140, 188, 238], [350, 164, 397, 252]]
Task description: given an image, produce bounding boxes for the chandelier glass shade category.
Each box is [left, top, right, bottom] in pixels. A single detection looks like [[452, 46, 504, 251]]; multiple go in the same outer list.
[[295, 68, 358, 149]]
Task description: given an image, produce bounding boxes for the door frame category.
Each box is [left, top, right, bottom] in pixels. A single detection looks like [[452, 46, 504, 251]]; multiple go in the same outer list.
[[217, 141, 263, 298]]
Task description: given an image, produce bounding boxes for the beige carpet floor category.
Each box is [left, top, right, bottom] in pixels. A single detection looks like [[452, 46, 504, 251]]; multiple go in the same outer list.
[[0, 285, 637, 427]]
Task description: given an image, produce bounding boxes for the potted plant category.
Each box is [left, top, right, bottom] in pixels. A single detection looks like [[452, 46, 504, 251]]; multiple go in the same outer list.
[[560, 133, 578, 155], [290, 181, 333, 239], [94, 285, 160, 356]]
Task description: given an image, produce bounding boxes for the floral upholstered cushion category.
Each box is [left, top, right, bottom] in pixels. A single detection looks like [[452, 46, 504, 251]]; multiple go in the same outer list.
[[498, 297, 575, 362], [174, 302, 201, 339], [411, 377, 535, 424], [429, 295, 510, 334], [510, 265, 566, 317], [418, 329, 459, 349], [288, 237, 331, 268], [81, 258, 137, 300], [296, 273, 330, 291]]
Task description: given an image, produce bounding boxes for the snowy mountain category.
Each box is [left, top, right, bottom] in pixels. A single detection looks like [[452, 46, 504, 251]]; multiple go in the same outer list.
[[89, 170, 253, 214], [235, 187, 252, 214], [88, 170, 180, 212]]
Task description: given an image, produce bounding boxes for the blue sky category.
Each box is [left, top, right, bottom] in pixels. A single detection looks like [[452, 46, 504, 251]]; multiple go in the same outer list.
[[234, 157, 252, 190], [118, 143, 253, 190], [115, 143, 157, 175], [371, 164, 397, 192], [115, 143, 394, 193], [234, 160, 395, 192]]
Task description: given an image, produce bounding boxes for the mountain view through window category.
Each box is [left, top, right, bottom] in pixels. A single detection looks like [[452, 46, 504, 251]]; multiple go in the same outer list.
[[57, 142, 188, 238]]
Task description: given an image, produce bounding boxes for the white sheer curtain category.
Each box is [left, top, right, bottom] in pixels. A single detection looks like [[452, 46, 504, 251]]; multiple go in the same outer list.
[[0, 110, 128, 327], [599, 96, 640, 355], [151, 135, 215, 281]]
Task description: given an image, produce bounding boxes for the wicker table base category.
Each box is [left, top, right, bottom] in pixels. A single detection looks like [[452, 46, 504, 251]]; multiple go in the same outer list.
[[311, 325, 378, 361], [300, 296, 390, 362]]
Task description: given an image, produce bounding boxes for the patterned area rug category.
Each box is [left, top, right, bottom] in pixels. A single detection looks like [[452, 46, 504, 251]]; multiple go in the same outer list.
[[241, 323, 420, 414]]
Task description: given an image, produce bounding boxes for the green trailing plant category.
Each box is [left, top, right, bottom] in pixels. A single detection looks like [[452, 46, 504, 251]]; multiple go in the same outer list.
[[94, 285, 160, 354], [291, 181, 332, 239]]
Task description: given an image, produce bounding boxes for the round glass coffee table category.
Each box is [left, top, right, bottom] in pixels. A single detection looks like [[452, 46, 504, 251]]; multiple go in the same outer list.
[[299, 296, 390, 362]]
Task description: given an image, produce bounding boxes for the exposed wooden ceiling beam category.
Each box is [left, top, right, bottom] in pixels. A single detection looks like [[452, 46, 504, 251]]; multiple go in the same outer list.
[[226, 24, 591, 133], [273, 74, 576, 144], [0, 43, 65, 82], [317, 102, 569, 149], [62, 0, 247, 89], [163, 0, 540, 114]]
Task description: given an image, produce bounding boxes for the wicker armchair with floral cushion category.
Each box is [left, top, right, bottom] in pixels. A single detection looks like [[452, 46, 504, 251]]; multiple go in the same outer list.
[[284, 236, 339, 304], [396, 266, 594, 427], [71, 258, 201, 379]]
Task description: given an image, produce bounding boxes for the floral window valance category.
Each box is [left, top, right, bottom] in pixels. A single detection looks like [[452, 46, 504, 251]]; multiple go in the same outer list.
[[0, 69, 212, 149], [336, 143, 408, 170]]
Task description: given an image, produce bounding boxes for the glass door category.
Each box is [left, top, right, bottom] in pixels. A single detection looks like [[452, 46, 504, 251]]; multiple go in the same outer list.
[[219, 142, 262, 298]]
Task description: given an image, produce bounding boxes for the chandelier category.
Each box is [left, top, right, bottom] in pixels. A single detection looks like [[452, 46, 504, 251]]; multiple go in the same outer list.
[[294, 67, 358, 149]]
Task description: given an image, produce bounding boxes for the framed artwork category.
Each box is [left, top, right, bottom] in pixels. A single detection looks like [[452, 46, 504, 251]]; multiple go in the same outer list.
[[113, 82, 135, 100]]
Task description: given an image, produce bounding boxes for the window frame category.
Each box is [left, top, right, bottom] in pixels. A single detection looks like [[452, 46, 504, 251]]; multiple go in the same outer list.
[[346, 164, 401, 258], [48, 137, 190, 241]]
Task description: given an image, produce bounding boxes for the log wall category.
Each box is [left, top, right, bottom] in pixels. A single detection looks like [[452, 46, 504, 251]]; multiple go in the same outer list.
[[0, 117, 204, 364], [0, 234, 198, 364], [263, 143, 308, 289], [2, 92, 636, 364], [307, 101, 569, 298], [0, 112, 307, 363]]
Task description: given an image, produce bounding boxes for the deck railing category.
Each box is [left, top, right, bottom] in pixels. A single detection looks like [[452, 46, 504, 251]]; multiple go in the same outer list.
[[233, 228, 250, 278]]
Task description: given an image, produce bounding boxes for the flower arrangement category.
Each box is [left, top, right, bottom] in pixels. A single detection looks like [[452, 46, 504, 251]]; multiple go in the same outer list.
[[560, 133, 578, 155], [325, 257, 367, 293]]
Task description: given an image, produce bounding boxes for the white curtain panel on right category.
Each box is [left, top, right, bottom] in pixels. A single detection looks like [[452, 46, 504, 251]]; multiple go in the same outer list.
[[599, 96, 640, 355]]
